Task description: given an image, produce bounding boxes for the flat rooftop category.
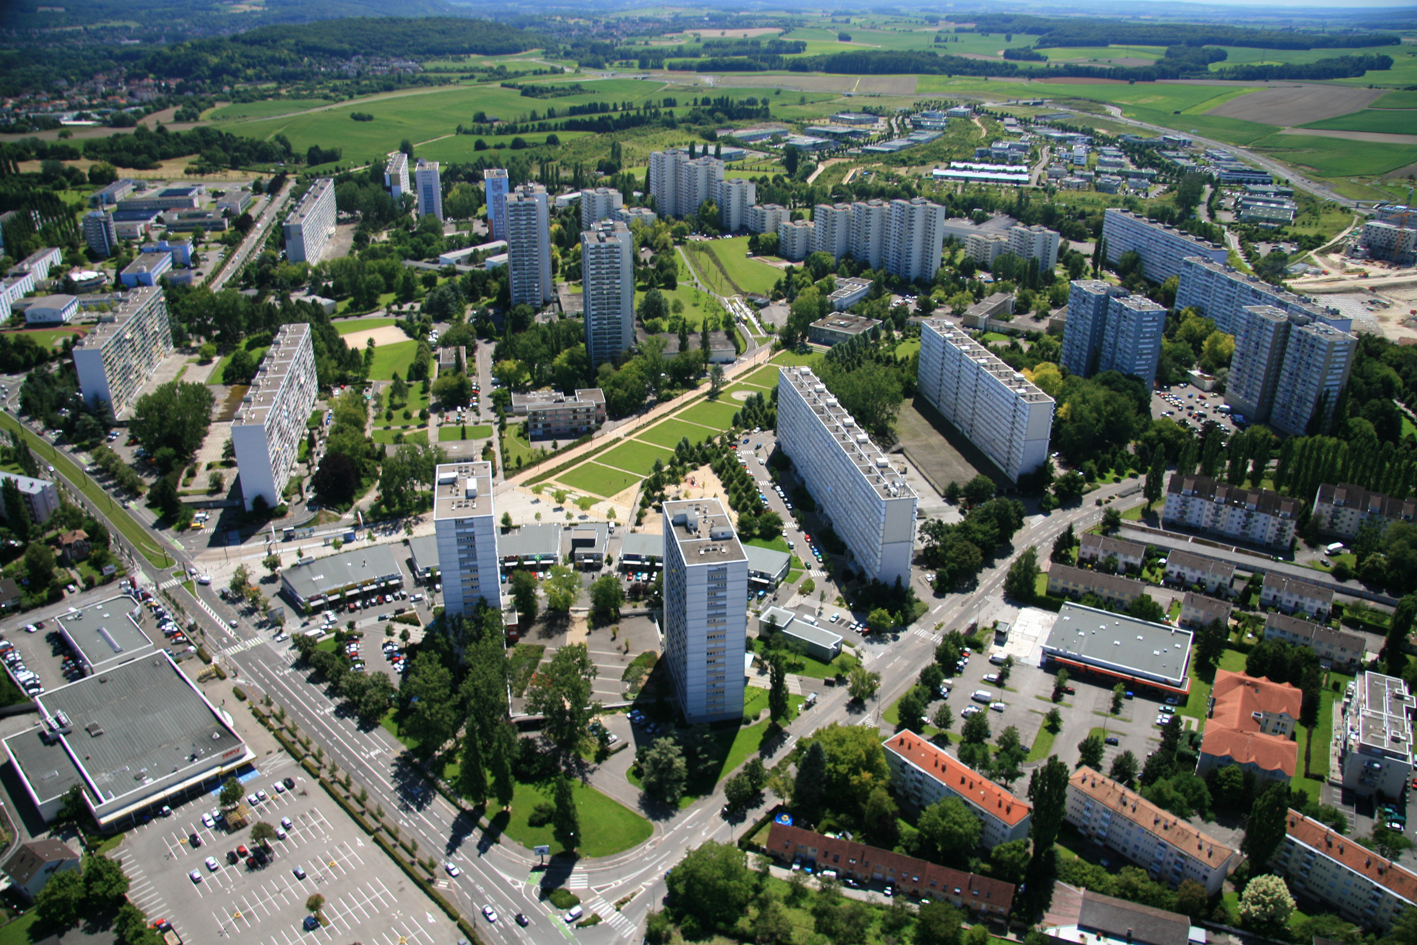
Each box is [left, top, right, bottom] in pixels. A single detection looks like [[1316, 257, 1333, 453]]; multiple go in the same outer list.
[[1352, 671, 1415, 756], [75, 287, 162, 351], [53, 595, 155, 672], [121, 253, 170, 275], [1043, 602, 1193, 690], [664, 499, 746, 564], [811, 314, 879, 334], [498, 524, 562, 562], [5, 652, 245, 808], [286, 178, 334, 227], [281, 543, 403, 602], [433, 461, 495, 523], [743, 544, 790, 575], [232, 323, 311, 430]]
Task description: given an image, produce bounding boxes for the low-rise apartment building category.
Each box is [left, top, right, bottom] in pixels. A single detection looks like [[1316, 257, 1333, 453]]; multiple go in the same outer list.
[[0, 472, 59, 526], [509, 389, 606, 440], [1263, 612, 1364, 672], [1162, 474, 1297, 550], [1311, 482, 1417, 540], [1196, 670, 1301, 783], [809, 314, 880, 346], [1067, 767, 1239, 895], [1045, 564, 1150, 610], [1272, 810, 1417, 931], [1163, 550, 1235, 597], [884, 732, 1032, 849], [1179, 592, 1232, 632], [765, 823, 1015, 919], [1339, 671, 1415, 799], [1076, 533, 1146, 574], [1260, 572, 1333, 621]]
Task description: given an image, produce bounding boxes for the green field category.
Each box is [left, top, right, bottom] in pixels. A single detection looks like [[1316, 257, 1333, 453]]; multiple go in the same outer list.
[[1300, 109, 1417, 134], [739, 364, 786, 389], [638, 417, 720, 449], [438, 424, 493, 442], [204, 98, 336, 122], [1374, 90, 1417, 110], [3, 328, 81, 348], [689, 236, 783, 297], [334, 317, 398, 336], [213, 341, 269, 383], [371, 427, 428, 445], [365, 340, 419, 380], [598, 440, 676, 475], [556, 462, 642, 498], [635, 255, 726, 329], [1249, 133, 1417, 178], [677, 400, 743, 430], [499, 777, 652, 857], [1038, 45, 1167, 62]]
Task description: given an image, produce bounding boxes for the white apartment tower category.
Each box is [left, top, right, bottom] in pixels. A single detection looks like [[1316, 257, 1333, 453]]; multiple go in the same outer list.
[[230, 324, 317, 511], [887, 197, 947, 283], [1061, 280, 1127, 378], [662, 499, 748, 723], [84, 210, 118, 258], [813, 203, 853, 260], [1176, 256, 1347, 336], [851, 199, 891, 270], [777, 220, 815, 261], [748, 204, 789, 236], [716, 178, 756, 233], [580, 187, 624, 231], [1268, 320, 1357, 437], [415, 159, 443, 222], [1099, 294, 1167, 389], [1008, 224, 1060, 270], [648, 149, 725, 221], [484, 168, 511, 240], [1101, 208, 1227, 284], [582, 222, 635, 370], [505, 184, 554, 308], [434, 461, 502, 621], [777, 367, 917, 585], [73, 287, 173, 418], [1228, 305, 1297, 422], [282, 178, 336, 265], [384, 151, 409, 200], [918, 321, 1055, 482]]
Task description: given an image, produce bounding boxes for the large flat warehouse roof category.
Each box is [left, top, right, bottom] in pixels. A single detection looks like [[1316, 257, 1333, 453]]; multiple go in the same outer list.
[[1041, 603, 1193, 691]]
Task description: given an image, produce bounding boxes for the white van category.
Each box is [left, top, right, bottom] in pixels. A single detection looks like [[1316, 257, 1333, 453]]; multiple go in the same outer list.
[[563, 906, 583, 923], [971, 690, 993, 704], [1325, 542, 1345, 555], [988, 655, 1006, 666]]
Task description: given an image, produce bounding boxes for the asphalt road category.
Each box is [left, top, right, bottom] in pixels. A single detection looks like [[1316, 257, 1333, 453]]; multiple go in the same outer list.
[[210, 180, 294, 291]]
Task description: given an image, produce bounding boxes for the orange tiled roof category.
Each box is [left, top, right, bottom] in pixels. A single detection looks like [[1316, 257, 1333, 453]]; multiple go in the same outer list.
[[885, 731, 1032, 826], [1286, 809, 1417, 905], [1201, 670, 1301, 776], [1070, 768, 1237, 867]]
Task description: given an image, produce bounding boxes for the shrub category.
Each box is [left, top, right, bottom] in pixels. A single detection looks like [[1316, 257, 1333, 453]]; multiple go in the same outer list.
[[548, 889, 581, 910]]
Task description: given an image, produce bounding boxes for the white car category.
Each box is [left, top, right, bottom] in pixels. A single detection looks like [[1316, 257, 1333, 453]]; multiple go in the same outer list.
[[204, 856, 219, 871], [188, 869, 202, 884], [197, 574, 212, 585], [202, 813, 214, 828], [482, 905, 497, 923], [446, 862, 461, 877], [248, 793, 260, 806], [990, 702, 1006, 712]]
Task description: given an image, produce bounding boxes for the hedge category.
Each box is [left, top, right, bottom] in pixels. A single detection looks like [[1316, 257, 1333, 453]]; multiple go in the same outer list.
[[232, 686, 247, 701]]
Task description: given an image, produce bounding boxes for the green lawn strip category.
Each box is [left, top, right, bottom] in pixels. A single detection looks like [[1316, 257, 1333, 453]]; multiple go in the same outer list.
[[495, 777, 652, 857], [598, 440, 676, 476], [371, 427, 428, 445], [749, 638, 856, 681], [213, 343, 269, 382], [637, 418, 720, 450], [881, 688, 939, 736], [740, 365, 786, 389], [0, 912, 39, 945], [677, 400, 743, 431], [556, 462, 641, 498], [1025, 724, 1058, 762], [0, 415, 171, 567], [334, 317, 399, 336], [365, 341, 420, 381], [501, 427, 553, 469], [437, 424, 493, 442], [508, 643, 545, 697], [698, 236, 782, 296], [769, 350, 821, 368], [744, 535, 791, 554], [721, 383, 769, 402], [785, 569, 804, 584]]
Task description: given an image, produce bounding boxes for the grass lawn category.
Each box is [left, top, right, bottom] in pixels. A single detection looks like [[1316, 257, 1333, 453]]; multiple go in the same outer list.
[[744, 535, 791, 554], [4, 328, 82, 348], [334, 317, 398, 336], [557, 462, 642, 498], [720, 383, 767, 401], [599, 440, 675, 476], [213, 340, 269, 381], [692, 236, 783, 296], [751, 638, 857, 680], [882, 691, 939, 737], [786, 569, 803, 584], [496, 777, 652, 857], [1403, 414, 1417, 441], [771, 350, 822, 368], [0, 912, 39, 945], [437, 424, 494, 442], [895, 339, 920, 359], [371, 427, 428, 445], [1026, 724, 1058, 762], [740, 365, 787, 388], [364, 340, 419, 381], [204, 98, 337, 121], [678, 400, 743, 431], [638, 418, 719, 450], [501, 427, 552, 470]]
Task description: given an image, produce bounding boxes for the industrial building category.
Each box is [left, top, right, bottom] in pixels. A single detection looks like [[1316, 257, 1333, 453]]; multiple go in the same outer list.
[[1040, 602, 1193, 697]]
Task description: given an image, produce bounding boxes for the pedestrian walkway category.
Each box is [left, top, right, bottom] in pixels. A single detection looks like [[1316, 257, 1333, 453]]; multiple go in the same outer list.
[[583, 894, 636, 938], [567, 872, 589, 889], [222, 636, 267, 657], [909, 626, 942, 646]]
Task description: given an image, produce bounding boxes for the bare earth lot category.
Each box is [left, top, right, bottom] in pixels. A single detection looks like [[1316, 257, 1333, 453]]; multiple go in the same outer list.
[[706, 73, 916, 95], [1278, 127, 1417, 147], [895, 397, 992, 497], [1207, 84, 1385, 126], [341, 326, 411, 350]]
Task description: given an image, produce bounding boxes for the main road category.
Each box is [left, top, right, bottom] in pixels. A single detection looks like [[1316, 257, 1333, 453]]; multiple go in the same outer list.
[[209, 177, 294, 291]]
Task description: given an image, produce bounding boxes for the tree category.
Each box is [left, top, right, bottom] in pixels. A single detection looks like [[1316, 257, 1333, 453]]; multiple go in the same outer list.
[[1077, 734, 1105, 770], [552, 775, 580, 850], [1370, 822, 1414, 860], [458, 723, 488, 804], [914, 900, 964, 945], [1109, 750, 1140, 786], [898, 687, 928, 733], [1175, 879, 1208, 920], [1238, 874, 1294, 935], [1242, 782, 1291, 872], [251, 821, 277, 848], [767, 650, 790, 723], [489, 720, 517, 809], [509, 569, 539, 624], [1052, 667, 1070, 700], [753, 899, 794, 944], [1101, 507, 1122, 534], [525, 643, 599, 754], [312, 451, 360, 507], [589, 573, 624, 621], [1004, 546, 1039, 601], [34, 868, 84, 929], [543, 565, 581, 611], [962, 474, 996, 506], [1126, 594, 1167, 624], [989, 839, 1031, 885], [23, 542, 55, 591], [640, 737, 688, 804], [305, 893, 326, 920], [709, 365, 726, 398], [919, 797, 983, 861], [82, 852, 130, 902], [230, 563, 252, 595], [262, 553, 281, 575], [1027, 756, 1071, 854], [130, 381, 216, 462], [847, 664, 881, 702], [402, 651, 459, 755], [665, 842, 755, 932], [1111, 682, 1126, 714], [793, 740, 827, 820], [867, 607, 893, 633], [220, 777, 243, 807], [931, 703, 954, 736], [724, 773, 755, 811], [744, 757, 768, 793], [1144, 444, 1166, 506]]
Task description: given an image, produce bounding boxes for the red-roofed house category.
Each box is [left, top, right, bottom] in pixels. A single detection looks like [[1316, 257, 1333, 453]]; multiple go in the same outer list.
[[1196, 670, 1301, 782], [1273, 809, 1417, 931], [765, 823, 1015, 918], [883, 731, 1032, 849]]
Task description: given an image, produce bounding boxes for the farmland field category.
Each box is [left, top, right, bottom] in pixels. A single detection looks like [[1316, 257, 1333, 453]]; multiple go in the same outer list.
[[1374, 90, 1417, 110], [1209, 85, 1383, 126], [1250, 134, 1417, 178], [203, 99, 336, 122], [1037, 45, 1166, 62], [598, 440, 676, 475], [1300, 109, 1417, 135], [638, 418, 721, 449], [557, 462, 642, 498]]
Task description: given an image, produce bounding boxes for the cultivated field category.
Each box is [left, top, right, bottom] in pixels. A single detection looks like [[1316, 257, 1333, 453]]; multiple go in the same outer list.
[[203, 99, 337, 122], [1375, 90, 1417, 110], [1300, 109, 1417, 135], [708, 73, 917, 95], [1208, 84, 1385, 126]]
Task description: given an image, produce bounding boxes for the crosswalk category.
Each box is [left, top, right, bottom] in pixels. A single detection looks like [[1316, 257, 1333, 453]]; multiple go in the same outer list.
[[566, 872, 589, 889], [584, 895, 636, 938], [222, 636, 267, 657], [909, 626, 942, 646]]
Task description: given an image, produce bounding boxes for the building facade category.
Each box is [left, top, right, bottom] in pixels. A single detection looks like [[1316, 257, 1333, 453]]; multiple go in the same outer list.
[[1162, 474, 1297, 550], [1077, 533, 1146, 573], [72, 287, 173, 418], [649, 149, 725, 221], [1101, 208, 1227, 284], [83, 210, 118, 257], [1163, 550, 1235, 596], [1267, 320, 1357, 438], [809, 314, 880, 347], [777, 367, 917, 585], [384, 151, 409, 199], [282, 178, 336, 265], [1061, 280, 1129, 379], [749, 204, 790, 236], [1273, 810, 1417, 932], [230, 324, 317, 512], [1008, 224, 1061, 270], [415, 159, 443, 221], [1099, 294, 1167, 389], [812, 202, 853, 259], [1067, 768, 1239, 895], [918, 321, 1055, 482], [506, 184, 553, 308], [510, 389, 606, 439], [884, 732, 1032, 849], [662, 499, 748, 724], [1260, 572, 1333, 621], [433, 462, 501, 620], [886, 198, 948, 283], [484, 168, 511, 240], [1263, 612, 1364, 672], [778, 219, 816, 261], [581, 221, 635, 369], [1312, 482, 1417, 540], [1179, 592, 1232, 632], [716, 178, 755, 233], [1175, 256, 1345, 337], [580, 187, 624, 231], [1045, 564, 1150, 609], [0, 472, 59, 526]]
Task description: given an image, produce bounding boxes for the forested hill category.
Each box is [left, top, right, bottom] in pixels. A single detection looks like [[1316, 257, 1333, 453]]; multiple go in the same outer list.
[[227, 17, 542, 60], [947, 14, 1401, 50], [0, 0, 460, 35]]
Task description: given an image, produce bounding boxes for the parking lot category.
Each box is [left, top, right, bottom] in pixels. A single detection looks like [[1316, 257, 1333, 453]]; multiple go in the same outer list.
[[110, 758, 463, 945], [1151, 386, 1239, 436]]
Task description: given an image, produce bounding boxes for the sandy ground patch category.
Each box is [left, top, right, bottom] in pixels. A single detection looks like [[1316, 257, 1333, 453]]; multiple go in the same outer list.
[[563, 612, 590, 647], [730, 390, 756, 401], [342, 325, 411, 349], [1275, 127, 1417, 147], [1207, 84, 1384, 126]]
